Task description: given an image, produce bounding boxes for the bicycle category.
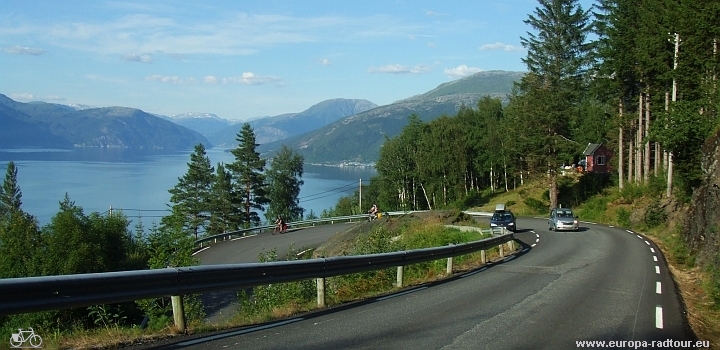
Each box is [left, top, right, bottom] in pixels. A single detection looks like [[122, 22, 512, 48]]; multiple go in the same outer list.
[[10, 327, 42, 348], [272, 223, 288, 235]]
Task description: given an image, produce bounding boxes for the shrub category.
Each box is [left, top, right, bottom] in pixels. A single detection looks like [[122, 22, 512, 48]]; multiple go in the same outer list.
[[644, 200, 667, 228], [616, 208, 631, 228], [524, 197, 548, 214]]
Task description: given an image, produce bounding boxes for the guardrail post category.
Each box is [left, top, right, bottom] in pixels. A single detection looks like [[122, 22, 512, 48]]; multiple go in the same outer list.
[[499, 243, 504, 258], [481, 250, 486, 264], [446, 256, 453, 275], [171, 295, 186, 333], [316, 278, 326, 307], [508, 239, 515, 252], [396, 266, 404, 287]]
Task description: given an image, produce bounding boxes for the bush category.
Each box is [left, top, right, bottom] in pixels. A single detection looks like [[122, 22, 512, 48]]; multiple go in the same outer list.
[[644, 200, 667, 228], [524, 197, 548, 214], [616, 208, 631, 228]]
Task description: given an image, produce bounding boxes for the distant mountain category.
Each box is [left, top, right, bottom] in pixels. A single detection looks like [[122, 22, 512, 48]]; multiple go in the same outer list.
[[167, 112, 233, 138], [0, 94, 209, 149], [259, 70, 524, 164], [208, 98, 377, 147]]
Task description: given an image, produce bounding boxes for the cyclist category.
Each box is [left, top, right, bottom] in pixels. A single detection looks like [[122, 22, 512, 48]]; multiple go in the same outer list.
[[368, 204, 378, 221], [274, 215, 287, 234]]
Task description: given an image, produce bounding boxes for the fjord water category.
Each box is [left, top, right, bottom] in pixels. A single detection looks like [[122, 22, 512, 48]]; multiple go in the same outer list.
[[0, 148, 376, 226]]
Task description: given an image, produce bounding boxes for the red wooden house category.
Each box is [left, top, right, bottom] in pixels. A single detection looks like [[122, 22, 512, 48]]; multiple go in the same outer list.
[[582, 143, 613, 173]]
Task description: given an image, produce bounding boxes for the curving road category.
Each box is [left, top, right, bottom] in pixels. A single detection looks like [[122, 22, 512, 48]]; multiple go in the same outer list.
[[150, 216, 695, 349]]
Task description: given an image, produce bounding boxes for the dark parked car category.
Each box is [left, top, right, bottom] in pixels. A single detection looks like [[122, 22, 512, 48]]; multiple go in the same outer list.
[[548, 207, 579, 231], [490, 204, 516, 233]]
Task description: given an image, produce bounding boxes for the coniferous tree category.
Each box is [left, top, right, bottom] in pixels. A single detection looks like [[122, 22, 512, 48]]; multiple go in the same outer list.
[[166, 144, 215, 239], [208, 163, 238, 235], [0, 161, 22, 217], [265, 145, 305, 222], [516, 0, 594, 209], [227, 123, 269, 227]]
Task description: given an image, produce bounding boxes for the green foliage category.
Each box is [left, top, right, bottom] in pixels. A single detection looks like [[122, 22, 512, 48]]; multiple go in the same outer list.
[[305, 209, 318, 220], [208, 163, 239, 235], [576, 196, 608, 221], [524, 197, 548, 214], [265, 145, 305, 222], [166, 143, 215, 239], [616, 207, 631, 228], [643, 200, 667, 228], [87, 305, 127, 329], [227, 123, 269, 227], [0, 161, 22, 217], [237, 248, 315, 319]]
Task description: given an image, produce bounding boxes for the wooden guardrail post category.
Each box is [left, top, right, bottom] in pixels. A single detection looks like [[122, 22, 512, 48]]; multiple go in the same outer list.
[[171, 295, 186, 333], [446, 256, 453, 275], [499, 243, 504, 258], [316, 278, 326, 307], [508, 239, 515, 251], [396, 266, 404, 287], [481, 250, 486, 264]]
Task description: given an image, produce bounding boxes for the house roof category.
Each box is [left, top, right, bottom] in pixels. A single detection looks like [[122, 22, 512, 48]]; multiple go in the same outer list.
[[582, 143, 602, 156]]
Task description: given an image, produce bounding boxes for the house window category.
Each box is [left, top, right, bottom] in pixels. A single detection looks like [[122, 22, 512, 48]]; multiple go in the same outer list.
[[596, 155, 606, 165]]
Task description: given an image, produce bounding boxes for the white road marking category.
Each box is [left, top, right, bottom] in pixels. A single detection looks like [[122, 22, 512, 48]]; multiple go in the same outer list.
[[377, 287, 428, 300], [653, 256, 658, 262], [535, 233, 540, 238], [531, 243, 537, 247], [192, 246, 209, 256], [650, 248, 655, 253], [609, 225, 614, 228], [645, 240, 651, 246], [535, 238, 540, 243], [656, 306, 664, 329], [655, 266, 660, 274], [626, 230, 634, 234], [636, 235, 642, 239], [656, 282, 662, 294]]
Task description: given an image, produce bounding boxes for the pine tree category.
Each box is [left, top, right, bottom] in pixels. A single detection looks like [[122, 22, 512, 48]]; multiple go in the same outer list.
[[227, 123, 268, 227], [166, 144, 215, 239], [265, 145, 305, 222], [208, 163, 238, 235], [517, 0, 593, 209], [0, 161, 22, 217]]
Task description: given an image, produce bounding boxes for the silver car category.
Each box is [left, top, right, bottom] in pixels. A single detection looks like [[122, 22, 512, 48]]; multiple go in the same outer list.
[[548, 208, 579, 231]]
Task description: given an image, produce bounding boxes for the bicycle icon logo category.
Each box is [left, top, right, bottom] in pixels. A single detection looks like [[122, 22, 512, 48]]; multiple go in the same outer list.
[[9, 327, 43, 348]]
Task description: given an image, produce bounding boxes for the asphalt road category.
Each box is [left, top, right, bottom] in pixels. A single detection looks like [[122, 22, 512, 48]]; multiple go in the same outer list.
[[150, 216, 696, 349]]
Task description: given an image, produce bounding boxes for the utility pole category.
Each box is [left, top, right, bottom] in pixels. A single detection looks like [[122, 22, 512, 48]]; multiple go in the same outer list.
[[359, 179, 362, 214]]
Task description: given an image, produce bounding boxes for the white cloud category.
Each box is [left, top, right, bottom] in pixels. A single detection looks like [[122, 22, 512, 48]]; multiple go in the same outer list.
[[223, 72, 283, 86], [121, 53, 153, 63], [204, 75, 219, 84], [10, 93, 34, 101], [479, 42, 523, 52], [444, 64, 483, 78], [368, 64, 430, 74], [145, 75, 196, 84], [2, 45, 46, 55], [319, 58, 331, 66]]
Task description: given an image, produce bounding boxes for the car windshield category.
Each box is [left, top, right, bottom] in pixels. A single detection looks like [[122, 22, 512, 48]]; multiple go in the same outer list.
[[557, 210, 574, 218], [493, 212, 513, 221]]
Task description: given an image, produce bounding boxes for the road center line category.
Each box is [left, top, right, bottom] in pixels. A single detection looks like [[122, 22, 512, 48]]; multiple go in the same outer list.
[[656, 282, 662, 294], [656, 306, 664, 329], [655, 266, 660, 274]]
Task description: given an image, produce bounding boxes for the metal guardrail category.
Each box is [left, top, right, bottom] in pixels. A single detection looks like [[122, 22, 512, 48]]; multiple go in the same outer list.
[[195, 210, 490, 247], [0, 232, 514, 316]]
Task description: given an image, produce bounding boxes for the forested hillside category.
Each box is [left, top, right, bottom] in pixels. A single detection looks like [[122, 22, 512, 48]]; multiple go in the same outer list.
[[260, 71, 523, 164]]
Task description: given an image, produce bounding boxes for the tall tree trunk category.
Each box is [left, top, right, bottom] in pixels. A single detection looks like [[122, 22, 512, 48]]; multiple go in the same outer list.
[[644, 92, 651, 183], [636, 92, 643, 184], [667, 33, 680, 198], [628, 119, 634, 185], [618, 100, 624, 190], [549, 170, 558, 209], [420, 182, 432, 210], [503, 159, 509, 192], [490, 165, 495, 193]]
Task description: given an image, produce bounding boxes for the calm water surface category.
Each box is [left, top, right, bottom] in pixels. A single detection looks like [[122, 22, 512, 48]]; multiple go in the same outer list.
[[0, 148, 376, 226]]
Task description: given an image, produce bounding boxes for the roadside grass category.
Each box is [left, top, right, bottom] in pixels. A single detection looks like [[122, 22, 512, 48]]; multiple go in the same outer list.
[[52, 214, 510, 349]]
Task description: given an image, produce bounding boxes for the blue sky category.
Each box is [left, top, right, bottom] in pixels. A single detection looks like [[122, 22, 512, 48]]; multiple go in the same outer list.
[[1, 0, 595, 121]]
